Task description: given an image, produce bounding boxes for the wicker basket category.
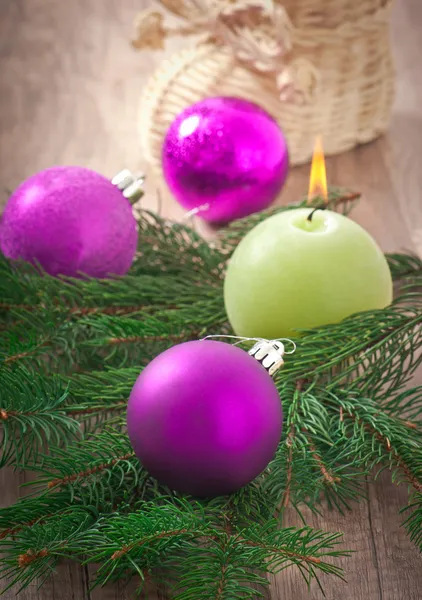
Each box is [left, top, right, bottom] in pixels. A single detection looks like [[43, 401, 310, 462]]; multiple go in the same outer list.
[[134, 0, 395, 181]]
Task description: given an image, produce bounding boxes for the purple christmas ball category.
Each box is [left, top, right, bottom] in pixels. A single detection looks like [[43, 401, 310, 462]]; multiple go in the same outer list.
[[127, 340, 283, 497], [0, 166, 138, 278], [162, 97, 289, 223]]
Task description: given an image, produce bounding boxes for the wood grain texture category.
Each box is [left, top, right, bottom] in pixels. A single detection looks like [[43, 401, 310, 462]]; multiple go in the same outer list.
[[0, 0, 421, 598]]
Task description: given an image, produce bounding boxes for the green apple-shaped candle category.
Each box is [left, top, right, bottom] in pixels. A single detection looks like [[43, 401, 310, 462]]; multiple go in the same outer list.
[[224, 208, 393, 339]]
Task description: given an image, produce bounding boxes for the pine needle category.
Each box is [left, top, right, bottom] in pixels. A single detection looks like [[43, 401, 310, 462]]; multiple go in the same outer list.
[[0, 190, 421, 596]]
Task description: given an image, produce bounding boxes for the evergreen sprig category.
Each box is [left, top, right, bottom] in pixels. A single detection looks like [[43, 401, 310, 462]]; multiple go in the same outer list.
[[0, 508, 97, 594], [219, 188, 360, 249], [0, 365, 80, 468], [85, 505, 348, 599], [0, 192, 421, 596], [0, 498, 348, 598], [402, 493, 422, 548], [276, 303, 422, 399], [29, 429, 141, 504]]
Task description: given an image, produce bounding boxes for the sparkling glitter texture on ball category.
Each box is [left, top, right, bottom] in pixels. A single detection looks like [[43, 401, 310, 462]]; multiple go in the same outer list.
[[162, 97, 289, 223], [127, 340, 283, 497], [0, 166, 138, 278]]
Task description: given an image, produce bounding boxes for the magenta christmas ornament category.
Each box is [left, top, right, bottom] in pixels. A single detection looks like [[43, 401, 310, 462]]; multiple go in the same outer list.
[[162, 97, 289, 223], [0, 167, 144, 278], [127, 338, 289, 497]]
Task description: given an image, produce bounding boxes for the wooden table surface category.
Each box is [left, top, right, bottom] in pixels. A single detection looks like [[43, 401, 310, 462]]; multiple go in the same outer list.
[[0, 1, 421, 598]]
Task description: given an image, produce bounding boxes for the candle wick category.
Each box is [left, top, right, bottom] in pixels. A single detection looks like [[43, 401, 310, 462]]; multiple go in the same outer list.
[[307, 205, 327, 222]]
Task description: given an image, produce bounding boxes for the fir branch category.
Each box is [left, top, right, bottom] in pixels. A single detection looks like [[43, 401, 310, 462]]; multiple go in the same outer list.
[[267, 383, 367, 514], [401, 493, 422, 550], [1, 327, 52, 367], [0, 495, 348, 595], [0, 492, 80, 541], [66, 365, 141, 401], [1, 295, 225, 374], [0, 495, 349, 596], [0, 224, 224, 319], [219, 187, 360, 250], [0, 428, 149, 542], [274, 379, 346, 515], [384, 386, 422, 428], [0, 508, 97, 593], [76, 306, 226, 370], [351, 417, 421, 494], [30, 430, 142, 505], [0, 364, 135, 470], [132, 210, 225, 280], [79, 500, 210, 587], [56, 366, 139, 433], [0, 366, 80, 468], [276, 380, 305, 512], [46, 451, 135, 490], [386, 253, 422, 280], [333, 394, 422, 496], [17, 548, 49, 568], [106, 333, 190, 345], [0, 254, 39, 312], [0, 314, 80, 373], [65, 402, 127, 417], [1, 192, 421, 595], [175, 524, 348, 599], [214, 546, 229, 600], [304, 434, 340, 486], [0, 301, 163, 317], [240, 522, 348, 574], [80, 502, 347, 596], [282, 304, 422, 399], [207, 483, 277, 531], [175, 533, 270, 600]]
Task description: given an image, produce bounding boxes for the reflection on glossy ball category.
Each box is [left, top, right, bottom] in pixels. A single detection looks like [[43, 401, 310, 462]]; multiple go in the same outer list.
[[162, 97, 289, 223]]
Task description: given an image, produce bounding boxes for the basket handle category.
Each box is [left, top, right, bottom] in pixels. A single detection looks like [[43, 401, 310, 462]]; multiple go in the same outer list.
[[132, 1, 319, 104]]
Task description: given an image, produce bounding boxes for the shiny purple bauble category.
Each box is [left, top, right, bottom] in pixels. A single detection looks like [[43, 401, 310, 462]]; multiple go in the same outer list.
[[162, 97, 289, 223], [127, 340, 283, 497], [0, 166, 138, 278]]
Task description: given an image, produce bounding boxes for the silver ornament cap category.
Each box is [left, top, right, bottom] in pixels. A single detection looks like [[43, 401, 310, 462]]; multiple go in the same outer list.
[[112, 169, 145, 204], [248, 340, 285, 376]]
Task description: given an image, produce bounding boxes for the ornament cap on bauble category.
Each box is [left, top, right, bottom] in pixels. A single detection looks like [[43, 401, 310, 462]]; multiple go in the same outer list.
[[204, 334, 295, 377], [126, 338, 290, 497], [248, 339, 291, 376], [111, 169, 145, 204]]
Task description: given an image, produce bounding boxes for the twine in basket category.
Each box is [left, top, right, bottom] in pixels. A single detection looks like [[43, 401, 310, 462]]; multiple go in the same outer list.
[[134, 0, 395, 191]]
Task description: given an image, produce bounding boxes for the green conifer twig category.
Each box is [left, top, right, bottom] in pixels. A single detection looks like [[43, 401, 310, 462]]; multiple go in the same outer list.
[[0, 191, 421, 596]]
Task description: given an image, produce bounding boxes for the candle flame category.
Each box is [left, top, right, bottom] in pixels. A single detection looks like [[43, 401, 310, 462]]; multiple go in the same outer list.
[[308, 136, 328, 204]]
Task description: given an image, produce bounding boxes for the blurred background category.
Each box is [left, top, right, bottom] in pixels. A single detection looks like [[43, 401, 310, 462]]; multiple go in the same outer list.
[[0, 0, 420, 255]]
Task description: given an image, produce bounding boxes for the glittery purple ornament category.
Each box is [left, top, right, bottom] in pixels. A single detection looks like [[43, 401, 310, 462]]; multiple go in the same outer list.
[[162, 97, 289, 223], [127, 340, 283, 497], [0, 166, 138, 278]]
